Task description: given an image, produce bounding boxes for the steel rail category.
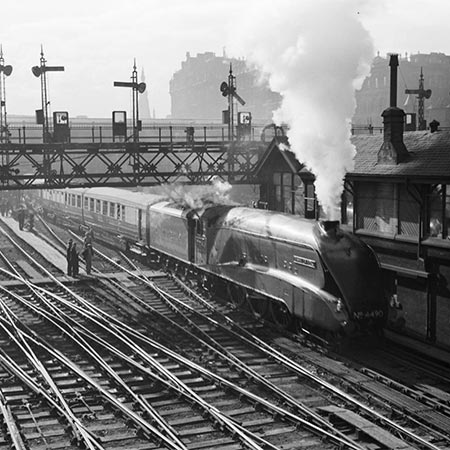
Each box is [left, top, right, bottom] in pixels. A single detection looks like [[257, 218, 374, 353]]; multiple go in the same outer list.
[[173, 277, 447, 450], [29, 285, 274, 450], [0, 300, 188, 450], [0, 390, 27, 450], [13, 219, 445, 449], [0, 300, 105, 450], [0, 346, 105, 449], [0, 271, 188, 450], [112, 253, 367, 450], [34, 282, 363, 450], [0, 325, 105, 450], [0, 254, 272, 450], [3, 283, 188, 450]]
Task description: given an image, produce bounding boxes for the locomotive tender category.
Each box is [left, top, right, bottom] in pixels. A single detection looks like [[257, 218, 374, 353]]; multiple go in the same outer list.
[[39, 187, 387, 335]]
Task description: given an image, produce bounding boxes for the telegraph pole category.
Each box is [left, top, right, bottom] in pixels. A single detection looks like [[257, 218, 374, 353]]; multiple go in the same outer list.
[[31, 46, 65, 143], [113, 59, 146, 142], [405, 67, 432, 131], [0, 46, 12, 143]]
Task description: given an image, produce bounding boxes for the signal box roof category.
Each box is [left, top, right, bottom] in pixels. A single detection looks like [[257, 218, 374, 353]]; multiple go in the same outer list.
[[350, 130, 450, 182]]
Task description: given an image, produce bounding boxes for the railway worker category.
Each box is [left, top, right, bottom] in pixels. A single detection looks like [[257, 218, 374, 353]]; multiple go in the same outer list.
[[17, 206, 25, 230], [66, 239, 73, 276], [0, 197, 7, 216], [28, 211, 34, 231], [83, 229, 93, 246], [82, 243, 93, 275], [71, 242, 80, 277]]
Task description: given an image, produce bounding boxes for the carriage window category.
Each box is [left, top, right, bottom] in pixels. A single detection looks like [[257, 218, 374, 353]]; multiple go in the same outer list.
[[117, 204, 125, 220], [65, 193, 67, 204], [76, 195, 81, 208], [96, 199, 101, 213], [84, 197, 89, 210], [89, 198, 94, 211], [109, 202, 115, 217]]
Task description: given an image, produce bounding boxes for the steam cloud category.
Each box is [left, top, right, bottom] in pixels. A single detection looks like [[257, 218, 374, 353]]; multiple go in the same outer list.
[[229, 0, 374, 218], [159, 177, 237, 214]]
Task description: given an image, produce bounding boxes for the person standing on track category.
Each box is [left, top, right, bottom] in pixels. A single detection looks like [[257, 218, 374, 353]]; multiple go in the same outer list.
[[82, 243, 93, 275], [71, 242, 79, 277], [66, 239, 73, 276], [17, 206, 25, 230]]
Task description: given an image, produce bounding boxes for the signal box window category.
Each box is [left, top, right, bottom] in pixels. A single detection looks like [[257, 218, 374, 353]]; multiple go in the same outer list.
[[357, 183, 397, 234], [398, 185, 419, 236], [427, 184, 450, 240]]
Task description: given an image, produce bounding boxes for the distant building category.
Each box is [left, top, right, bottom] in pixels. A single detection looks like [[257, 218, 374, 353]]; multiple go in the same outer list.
[[354, 52, 450, 128], [169, 51, 282, 122]]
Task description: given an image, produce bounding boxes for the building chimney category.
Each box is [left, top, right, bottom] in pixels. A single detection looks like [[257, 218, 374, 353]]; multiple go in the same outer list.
[[377, 54, 409, 164]]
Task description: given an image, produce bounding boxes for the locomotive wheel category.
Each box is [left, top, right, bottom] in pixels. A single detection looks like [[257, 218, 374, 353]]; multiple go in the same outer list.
[[227, 284, 249, 308], [269, 301, 293, 329]]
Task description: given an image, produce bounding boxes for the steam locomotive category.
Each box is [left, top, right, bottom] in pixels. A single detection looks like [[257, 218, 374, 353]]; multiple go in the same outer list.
[[38, 187, 387, 335]]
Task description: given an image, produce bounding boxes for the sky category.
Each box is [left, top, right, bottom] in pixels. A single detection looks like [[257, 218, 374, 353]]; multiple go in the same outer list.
[[1, 0, 449, 120]]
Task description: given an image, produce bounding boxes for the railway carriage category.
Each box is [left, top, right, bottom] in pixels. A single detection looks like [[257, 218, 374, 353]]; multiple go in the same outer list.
[[38, 187, 387, 335], [40, 187, 163, 249]]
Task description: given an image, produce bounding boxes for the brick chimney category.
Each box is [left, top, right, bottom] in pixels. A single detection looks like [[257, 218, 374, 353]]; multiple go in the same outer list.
[[377, 54, 409, 164]]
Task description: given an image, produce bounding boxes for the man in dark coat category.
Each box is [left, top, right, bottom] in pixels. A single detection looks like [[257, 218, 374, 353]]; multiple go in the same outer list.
[[82, 243, 93, 275], [71, 242, 79, 277], [17, 207, 25, 230], [66, 239, 73, 276]]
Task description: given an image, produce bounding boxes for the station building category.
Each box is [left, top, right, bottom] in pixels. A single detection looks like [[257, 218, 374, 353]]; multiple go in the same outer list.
[[255, 107, 450, 350]]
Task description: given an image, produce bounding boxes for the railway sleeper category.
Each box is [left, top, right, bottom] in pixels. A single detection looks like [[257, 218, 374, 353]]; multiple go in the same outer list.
[[319, 405, 414, 449]]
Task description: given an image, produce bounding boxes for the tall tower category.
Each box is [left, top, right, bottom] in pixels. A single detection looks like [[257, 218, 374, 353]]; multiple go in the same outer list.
[[139, 69, 151, 120]]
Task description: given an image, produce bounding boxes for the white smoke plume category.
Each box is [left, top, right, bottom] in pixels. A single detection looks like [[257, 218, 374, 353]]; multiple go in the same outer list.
[[159, 177, 237, 214], [228, 0, 374, 219]]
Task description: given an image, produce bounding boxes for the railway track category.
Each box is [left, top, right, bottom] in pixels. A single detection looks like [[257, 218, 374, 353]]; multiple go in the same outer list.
[[0, 215, 449, 449]]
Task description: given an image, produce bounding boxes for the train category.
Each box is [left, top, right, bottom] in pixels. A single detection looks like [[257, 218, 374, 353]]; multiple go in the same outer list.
[[37, 187, 387, 336]]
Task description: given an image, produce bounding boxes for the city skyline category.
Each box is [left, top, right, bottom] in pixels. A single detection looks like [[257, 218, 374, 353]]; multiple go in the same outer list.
[[0, 0, 449, 119]]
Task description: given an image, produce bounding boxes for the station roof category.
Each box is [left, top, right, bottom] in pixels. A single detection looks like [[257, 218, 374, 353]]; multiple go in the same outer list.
[[350, 130, 450, 182]]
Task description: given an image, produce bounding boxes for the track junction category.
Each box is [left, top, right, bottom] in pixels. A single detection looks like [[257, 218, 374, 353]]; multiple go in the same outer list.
[[0, 215, 448, 450]]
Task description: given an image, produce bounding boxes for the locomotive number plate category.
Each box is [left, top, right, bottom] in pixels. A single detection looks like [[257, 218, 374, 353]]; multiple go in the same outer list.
[[352, 310, 384, 320], [293, 255, 316, 269]]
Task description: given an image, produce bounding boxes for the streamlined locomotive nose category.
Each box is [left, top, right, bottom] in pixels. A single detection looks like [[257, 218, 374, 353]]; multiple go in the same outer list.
[[315, 223, 387, 327]]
